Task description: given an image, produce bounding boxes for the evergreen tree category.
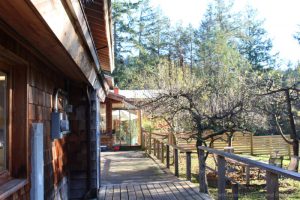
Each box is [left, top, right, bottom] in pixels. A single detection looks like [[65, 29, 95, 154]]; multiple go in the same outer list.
[[238, 6, 277, 71]]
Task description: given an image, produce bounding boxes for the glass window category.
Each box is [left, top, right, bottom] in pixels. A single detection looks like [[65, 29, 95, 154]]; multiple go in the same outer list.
[[100, 103, 106, 134], [0, 71, 7, 171]]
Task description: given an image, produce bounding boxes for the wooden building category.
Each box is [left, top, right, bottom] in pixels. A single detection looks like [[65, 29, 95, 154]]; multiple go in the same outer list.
[[100, 89, 146, 150], [0, 0, 113, 199]]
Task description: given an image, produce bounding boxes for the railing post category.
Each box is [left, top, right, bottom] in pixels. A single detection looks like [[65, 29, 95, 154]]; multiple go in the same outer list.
[[142, 132, 145, 149], [232, 183, 238, 200], [166, 145, 170, 168], [217, 155, 226, 200], [266, 171, 279, 200], [154, 139, 157, 156], [144, 133, 147, 151], [157, 141, 161, 159], [245, 166, 250, 185], [148, 134, 152, 155], [198, 148, 208, 193], [174, 148, 179, 177], [161, 143, 165, 163], [186, 151, 192, 181]]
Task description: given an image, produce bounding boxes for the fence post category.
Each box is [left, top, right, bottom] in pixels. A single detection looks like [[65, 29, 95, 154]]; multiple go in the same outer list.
[[186, 151, 192, 181], [288, 144, 291, 159], [174, 148, 179, 177], [198, 148, 208, 193], [161, 143, 165, 163], [250, 134, 254, 155], [217, 155, 226, 200], [266, 171, 279, 200], [166, 145, 170, 168]]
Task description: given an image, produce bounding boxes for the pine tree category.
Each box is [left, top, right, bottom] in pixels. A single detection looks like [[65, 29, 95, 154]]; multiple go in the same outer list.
[[238, 6, 277, 71]]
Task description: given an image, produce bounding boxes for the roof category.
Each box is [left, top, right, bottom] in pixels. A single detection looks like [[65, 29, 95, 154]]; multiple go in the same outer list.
[[107, 92, 136, 109], [84, 0, 115, 73], [118, 90, 161, 99]]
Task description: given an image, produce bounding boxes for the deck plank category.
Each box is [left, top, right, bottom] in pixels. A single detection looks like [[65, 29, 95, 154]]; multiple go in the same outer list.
[[113, 185, 121, 200], [120, 185, 129, 200], [105, 185, 114, 200], [172, 182, 195, 200], [159, 183, 177, 200], [183, 182, 212, 200], [134, 184, 144, 199], [166, 182, 186, 200], [153, 183, 172, 200], [176, 182, 203, 200], [99, 186, 107, 200], [141, 184, 152, 200], [126, 184, 137, 200], [147, 184, 161, 200]]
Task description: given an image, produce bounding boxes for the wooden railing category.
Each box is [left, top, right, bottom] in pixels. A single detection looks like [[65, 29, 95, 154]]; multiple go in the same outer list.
[[198, 146, 300, 200], [142, 131, 300, 200], [142, 131, 196, 181]]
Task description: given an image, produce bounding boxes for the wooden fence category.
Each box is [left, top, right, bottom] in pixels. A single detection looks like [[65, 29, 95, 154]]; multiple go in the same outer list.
[[177, 132, 297, 156]]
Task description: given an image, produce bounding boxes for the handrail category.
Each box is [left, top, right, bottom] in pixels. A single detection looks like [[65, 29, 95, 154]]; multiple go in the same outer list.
[[198, 146, 300, 181]]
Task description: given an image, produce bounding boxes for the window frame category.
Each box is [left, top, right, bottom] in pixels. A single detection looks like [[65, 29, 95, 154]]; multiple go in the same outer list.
[[0, 64, 11, 178]]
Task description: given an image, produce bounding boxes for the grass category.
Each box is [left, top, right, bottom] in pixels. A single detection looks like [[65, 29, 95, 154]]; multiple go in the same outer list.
[[166, 152, 300, 199]]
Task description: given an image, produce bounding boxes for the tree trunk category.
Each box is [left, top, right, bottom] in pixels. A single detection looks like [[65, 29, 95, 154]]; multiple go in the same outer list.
[[196, 139, 209, 194], [228, 134, 233, 147], [285, 90, 299, 171]]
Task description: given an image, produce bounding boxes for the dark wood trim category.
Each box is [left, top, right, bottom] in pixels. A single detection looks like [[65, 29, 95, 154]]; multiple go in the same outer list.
[[0, 64, 12, 175], [0, 179, 27, 199], [11, 65, 28, 178]]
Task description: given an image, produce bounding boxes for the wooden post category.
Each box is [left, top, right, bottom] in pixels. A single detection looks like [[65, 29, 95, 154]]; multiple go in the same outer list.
[[250, 134, 254, 155], [266, 171, 279, 200], [186, 151, 192, 181], [157, 141, 161, 159], [198, 148, 208, 193], [148, 134, 152, 155], [217, 155, 226, 200], [161, 143, 165, 163], [174, 148, 179, 177], [232, 183, 238, 200], [166, 145, 170, 168], [154, 139, 157, 156], [245, 166, 250, 185]]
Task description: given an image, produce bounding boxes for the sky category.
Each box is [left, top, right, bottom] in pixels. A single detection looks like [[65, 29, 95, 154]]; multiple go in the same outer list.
[[150, 0, 300, 67]]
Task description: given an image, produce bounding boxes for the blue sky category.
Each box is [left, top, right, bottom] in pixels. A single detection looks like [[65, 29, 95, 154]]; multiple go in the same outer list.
[[151, 0, 300, 67]]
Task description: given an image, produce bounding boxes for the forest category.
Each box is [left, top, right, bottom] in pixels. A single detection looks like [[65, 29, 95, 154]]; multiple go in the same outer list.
[[112, 0, 300, 160]]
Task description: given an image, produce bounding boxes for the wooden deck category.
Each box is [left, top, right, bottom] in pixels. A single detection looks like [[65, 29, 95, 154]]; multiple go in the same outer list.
[[100, 151, 211, 200], [99, 181, 210, 200]]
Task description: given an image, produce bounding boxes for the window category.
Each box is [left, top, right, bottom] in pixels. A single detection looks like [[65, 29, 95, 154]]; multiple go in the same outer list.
[[100, 103, 106, 134], [0, 71, 6, 171]]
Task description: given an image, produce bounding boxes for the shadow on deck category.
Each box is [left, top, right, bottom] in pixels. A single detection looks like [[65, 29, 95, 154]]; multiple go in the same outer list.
[[99, 151, 211, 200]]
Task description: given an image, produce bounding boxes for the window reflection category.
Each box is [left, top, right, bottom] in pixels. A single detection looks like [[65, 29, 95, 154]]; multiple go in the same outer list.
[[113, 110, 139, 146], [0, 71, 6, 171]]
